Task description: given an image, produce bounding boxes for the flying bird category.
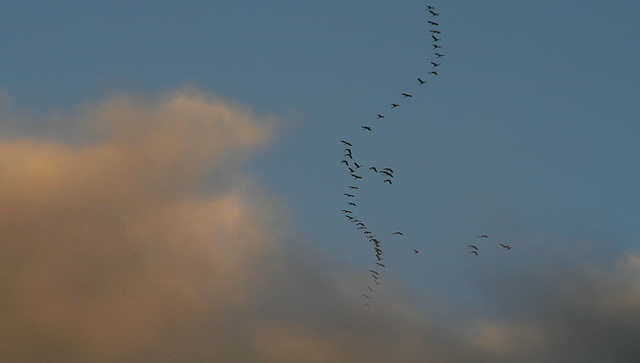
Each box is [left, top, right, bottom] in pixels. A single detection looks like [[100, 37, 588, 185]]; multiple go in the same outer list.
[[345, 153, 353, 159], [467, 245, 478, 250], [351, 174, 363, 179], [418, 77, 426, 85], [391, 103, 400, 108], [383, 179, 392, 185], [470, 251, 479, 256], [429, 71, 438, 76], [429, 10, 439, 16], [435, 52, 445, 57], [377, 114, 385, 119], [341, 209, 352, 214], [376, 262, 385, 267], [401, 93, 413, 98], [369, 269, 379, 275], [413, 250, 422, 254], [361, 126, 372, 131], [363, 294, 373, 299], [344, 193, 355, 198], [392, 232, 404, 235], [341, 140, 352, 146], [348, 186, 359, 190], [428, 21, 439, 26], [429, 29, 441, 34], [427, 5, 434, 10], [380, 171, 393, 177], [340, 160, 348, 166], [500, 244, 513, 250], [432, 35, 440, 42], [368, 286, 375, 292], [369, 166, 378, 173], [347, 202, 357, 207], [354, 162, 361, 168], [431, 61, 440, 67], [433, 44, 442, 49], [382, 168, 394, 173], [477, 235, 488, 238], [348, 167, 355, 173]]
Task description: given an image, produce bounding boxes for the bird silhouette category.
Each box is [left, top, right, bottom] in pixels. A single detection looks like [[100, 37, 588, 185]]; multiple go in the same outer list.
[[429, 71, 438, 76], [468, 245, 478, 250], [369, 166, 378, 173], [477, 235, 488, 238], [363, 294, 373, 299], [341, 140, 352, 146], [432, 35, 440, 42], [435, 52, 445, 57], [382, 168, 394, 173], [401, 93, 413, 98], [500, 243, 513, 250], [391, 103, 400, 108], [428, 21, 439, 26], [383, 179, 392, 185], [392, 232, 404, 235], [418, 77, 426, 85], [348, 186, 359, 190], [361, 126, 372, 131], [344, 193, 355, 198], [429, 10, 439, 16], [431, 61, 440, 67], [413, 250, 422, 254], [433, 44, 442, 49], [470, 251, 479, 256], [377, 114, 385, 119]]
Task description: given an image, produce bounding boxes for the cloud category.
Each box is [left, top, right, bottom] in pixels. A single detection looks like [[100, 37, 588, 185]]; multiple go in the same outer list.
[[2, 88, 640, 362]]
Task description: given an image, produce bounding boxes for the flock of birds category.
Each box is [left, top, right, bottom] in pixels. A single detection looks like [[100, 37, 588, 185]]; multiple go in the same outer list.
[[337, 4, 513, 311]]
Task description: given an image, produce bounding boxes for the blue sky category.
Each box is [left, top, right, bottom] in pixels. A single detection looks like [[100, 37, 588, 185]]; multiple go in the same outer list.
[[1, 1, 640, 361]]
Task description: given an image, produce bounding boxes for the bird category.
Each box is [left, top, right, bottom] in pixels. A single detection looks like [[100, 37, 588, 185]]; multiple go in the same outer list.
[[345, 215, 354, 220], [354, 162, 361, 168], [373, 279, 381, 285], [375, 255, 383, 261], [432, 35, 440, 42], [429, 71, 438, 76], [361, 126, 372, 131], [428, 21, 439, 26], [427, 5, 434, 10], [348, 167, 355, 173], [369, 269, 379, 275], [467, 245, 478, 250], [341, 209, 352, 214], [376, 262, 385, 268], [347, 202, 357, 207], [377, 114, 385, 119], [344, 193, 355, 198], [429, 10, 439, 16], [500, 244, 513, 250], [435, 52, 445, 57], [380, 171, 393, 177], [401, 93, 413, 98], [392, 232, 404, 235], [340, 160, 348, 166], [345, 153, 353, 159], [413, 250, 422, 254], [383, 179, 392, 185], [344, 148, 351, 153], [363, 294, 373, 299], [429, 30, 441, 34], [470, 251, 479, 256], [341, 140, 352, 146], [418, 77, 426, 85], [433, 44, 442, 49], [368, 286, 375, 292], [351, 174, 363, 179], [391, 103, 400, 108], [431, 61, 440, 67], [369, 166, 378, 173], [382, 168, 394, 173], [477, 235, 488, 238], [348, 186, 359, 190]]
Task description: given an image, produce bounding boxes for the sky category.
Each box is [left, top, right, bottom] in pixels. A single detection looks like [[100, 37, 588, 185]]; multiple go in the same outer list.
[[1, 1, 639, 362]]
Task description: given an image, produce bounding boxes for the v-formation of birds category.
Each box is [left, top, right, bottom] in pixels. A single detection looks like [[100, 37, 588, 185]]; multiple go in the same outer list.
[[338, 5, 513, 312]]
